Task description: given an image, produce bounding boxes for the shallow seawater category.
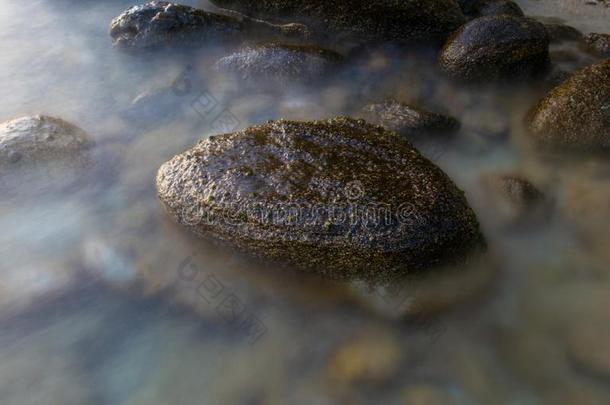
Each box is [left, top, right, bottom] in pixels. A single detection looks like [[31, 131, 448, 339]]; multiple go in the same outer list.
[[1, 0, 610, 403]]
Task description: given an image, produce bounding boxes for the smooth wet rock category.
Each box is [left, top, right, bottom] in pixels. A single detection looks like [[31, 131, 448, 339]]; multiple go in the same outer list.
[[0, 115, 93, 173], [459, 0, 524, 18], [110, 1, 312, 51], [210, 0, 466, 46], [214, 43, 344, 89], [543, 23, 583, 43], [527, 59, 610, 151], [439, 16, 550, 82], [480, 174, 550, 227], [156, 117, 485, 280], [583, 33, 610, 57], [358, 100, 460, 140]]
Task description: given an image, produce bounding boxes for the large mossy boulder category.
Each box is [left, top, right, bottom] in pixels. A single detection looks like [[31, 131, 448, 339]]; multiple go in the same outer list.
[[209, 0, 466, 46], [110, 1, 311, 51], [156, 117, 485, 280], [527, 59, 610, 151], [439, 15, 550, 82]]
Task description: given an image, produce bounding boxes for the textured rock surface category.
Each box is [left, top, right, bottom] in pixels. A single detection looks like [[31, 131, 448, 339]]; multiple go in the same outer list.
[[583, 32, 610, 57], [110, 1, 311, 50], [459, 0, 524, 18], [210, 0, 466, 46], [156, 117, 485, 280], [0, 115, 93, 173], [358, 100, 460, 140], [439, 16, 550, 82], [214, 43, 344, 88], [527, 59, 610, 150]]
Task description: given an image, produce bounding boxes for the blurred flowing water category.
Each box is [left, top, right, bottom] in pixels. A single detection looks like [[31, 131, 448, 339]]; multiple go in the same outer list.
[[1, 0, 610, 404]]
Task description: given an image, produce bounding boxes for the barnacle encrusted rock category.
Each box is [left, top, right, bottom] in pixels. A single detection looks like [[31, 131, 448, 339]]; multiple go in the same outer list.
[[110, 1, 311, 50], [209, 0, 466, 46], [527, 59, 610, 151], [156, 117, 485, 280], [439, 15, 550, 82]]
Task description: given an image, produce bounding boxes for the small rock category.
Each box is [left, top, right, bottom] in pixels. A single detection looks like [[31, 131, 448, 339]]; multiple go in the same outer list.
[[527, 59, 610, 151], [0, 115, 93, 173], [543, 23, 583, 43], [214, 43, 344, 89], [480, 174, 550, 227], [358, 100, 461, 140], [110, 1, 312, 51], [583, 32, 610, 57], [439, 16, 550, 82], [327, 328, 404, 385], [156, 117, 485, 280], [209, 0, 466, 46]]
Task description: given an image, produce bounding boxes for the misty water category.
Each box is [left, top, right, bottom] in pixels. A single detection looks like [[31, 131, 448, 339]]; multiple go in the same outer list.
[[1, 0, 610, 404]]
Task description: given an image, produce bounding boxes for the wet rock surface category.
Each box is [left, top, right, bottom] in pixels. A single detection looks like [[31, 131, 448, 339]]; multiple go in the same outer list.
[[527, 59, 610, 151], [439, 15, 550, 82], [358, 100, 461, 141], [583, 32, 610, 57], [213, 43, 344, 89], [480, 174, 550, 227], [210, 0, 466, 46], [110, 1, 312, 51], [0, 115, 93, 173], [459, 0, 525, 19], [543, 23, 583, 43], [156, 117, 485, 280]]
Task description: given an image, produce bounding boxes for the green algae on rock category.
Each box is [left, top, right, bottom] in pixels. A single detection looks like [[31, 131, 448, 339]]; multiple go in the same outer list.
[[439, 15, 550, 82], [110, 1, 312, 51], [156, 117, 485, 280], [209, 0, 466, 46], [527, 59, 610, 151], [358, 100, 461, 140], [213, 43, 344, 88]]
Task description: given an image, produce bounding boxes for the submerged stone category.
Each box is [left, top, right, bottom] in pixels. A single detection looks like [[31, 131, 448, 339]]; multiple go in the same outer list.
[[0, 115, 93, 173], [110, 1, 312, 51], [527, 59, 610, 151], [358, 100, 460, 140], [458, 0, 524, 19], [439, 16, 550, 82], [209, 0, 466, 46], [583, 33, 610, 57], [156, 117, 485, 280], [543, 23, 583, 43], [213, 43, 344, 88]]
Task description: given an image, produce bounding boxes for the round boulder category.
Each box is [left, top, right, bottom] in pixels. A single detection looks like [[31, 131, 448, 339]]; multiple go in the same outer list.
[[439, 15, 550, 82], [527, 59, 610, 151], [156, 117, 485, 280]]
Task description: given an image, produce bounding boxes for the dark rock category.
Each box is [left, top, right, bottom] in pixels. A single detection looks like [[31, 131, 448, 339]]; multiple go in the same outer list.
[[110, 1, 312, 51], [358, 100, 460, 140], [213, 43, 344, 88], [156, 117, 485, 280], [481, 174, 550, 226], [583, 33, 610, 57], [0, 115, 93, 173], [543, 23, 583, 43], [527, 59, 610, 151], [459, 0, 524, 18], [209, 0, 466, 47], [439, 16, 550, 82]]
